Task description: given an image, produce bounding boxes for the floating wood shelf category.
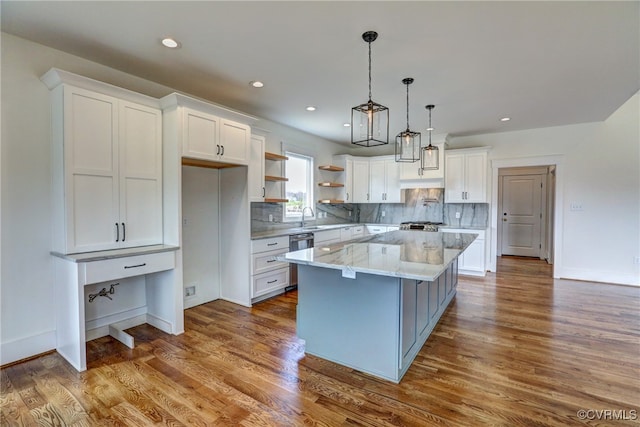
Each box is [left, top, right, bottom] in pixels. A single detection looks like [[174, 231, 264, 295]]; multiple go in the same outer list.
[[182, 158, 240, 170], [265, 175, 289, 182], [318, 199, 344, 204], [318, 182, 344, 187], [318, 165, 344, 172], [265, 152, 288, 161], [264, 198, 288, 203]]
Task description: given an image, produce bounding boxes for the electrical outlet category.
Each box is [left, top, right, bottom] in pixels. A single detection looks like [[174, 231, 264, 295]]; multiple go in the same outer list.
[[570, 203, 583, 211], [381, 211, 386, 217], [183, 217, 187, 226], [185, 286, 196, 297], [348, 211, 352, 217], [268, 214, 273, 222], [455, 212, 461, 219]]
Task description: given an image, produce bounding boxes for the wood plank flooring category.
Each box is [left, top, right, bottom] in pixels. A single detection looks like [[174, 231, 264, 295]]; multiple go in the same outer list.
[[2, 256, 639, 426]]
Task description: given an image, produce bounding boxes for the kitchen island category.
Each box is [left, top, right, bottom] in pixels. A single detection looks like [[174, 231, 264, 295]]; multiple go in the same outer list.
[[281, 230, 477, 383]]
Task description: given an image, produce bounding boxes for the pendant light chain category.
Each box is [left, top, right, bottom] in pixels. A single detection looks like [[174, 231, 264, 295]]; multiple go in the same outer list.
[[368, 40, 372, 101], [405, 81, 410, 130]]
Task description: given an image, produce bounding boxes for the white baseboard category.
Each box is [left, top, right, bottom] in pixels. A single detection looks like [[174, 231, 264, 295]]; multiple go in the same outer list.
[[0, 330, 56, 366], [85, 307, 148, 341], [560, 267, 639, 286]]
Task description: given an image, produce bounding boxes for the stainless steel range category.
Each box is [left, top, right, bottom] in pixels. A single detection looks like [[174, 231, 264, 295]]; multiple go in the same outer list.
[[399, 221, 443, 232]]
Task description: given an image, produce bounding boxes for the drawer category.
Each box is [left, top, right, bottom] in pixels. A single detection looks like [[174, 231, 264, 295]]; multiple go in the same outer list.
[[351, 226, 364, 237], [83, 251, 175, 284], [366, 225, 386, 234], [253, 248, 289, 275], [252, 235, 289, 254], [314, 228, 341, 243], [252, 268, 289, 297]]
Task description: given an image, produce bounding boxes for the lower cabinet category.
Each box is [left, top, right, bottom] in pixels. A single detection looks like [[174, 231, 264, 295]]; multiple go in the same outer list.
[[440, 228, 487, 276], [251, 235, 290, 301], [314, 229, 341, 246]]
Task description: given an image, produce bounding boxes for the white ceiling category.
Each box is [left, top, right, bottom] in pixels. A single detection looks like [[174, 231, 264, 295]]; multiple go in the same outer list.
[[2, 1, 638, 145]]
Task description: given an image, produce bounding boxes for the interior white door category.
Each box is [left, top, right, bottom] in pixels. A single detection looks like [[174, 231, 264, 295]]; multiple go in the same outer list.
[[501, 174, 543, 257]]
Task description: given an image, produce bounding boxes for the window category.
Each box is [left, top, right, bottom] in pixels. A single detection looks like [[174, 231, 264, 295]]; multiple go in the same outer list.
[[284, 151, 314, 221]]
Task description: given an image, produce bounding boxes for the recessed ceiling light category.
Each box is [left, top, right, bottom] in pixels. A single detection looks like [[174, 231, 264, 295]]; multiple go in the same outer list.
[[306, 106, 316, 111], [161, 38, 180, 48], [500, 117, 511, 122], [343, 123, 351, 127], [250, 81, 264, 88]]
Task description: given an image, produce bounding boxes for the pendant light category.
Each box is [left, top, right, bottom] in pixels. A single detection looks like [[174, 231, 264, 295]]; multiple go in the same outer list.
[[421, 105, 439, 170], [351, 31, 389, 147], [395, 78, 421, 163]]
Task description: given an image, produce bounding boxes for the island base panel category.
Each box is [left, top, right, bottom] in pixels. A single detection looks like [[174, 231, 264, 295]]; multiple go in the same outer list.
[[297, 266, 401, 381]]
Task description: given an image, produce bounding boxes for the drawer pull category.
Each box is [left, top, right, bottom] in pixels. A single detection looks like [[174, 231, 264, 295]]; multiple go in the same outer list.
[[124, 263, 146, 269], [267, 279, 278, 284], [267, 242, 279, 246], [266, 259, 276, 263]]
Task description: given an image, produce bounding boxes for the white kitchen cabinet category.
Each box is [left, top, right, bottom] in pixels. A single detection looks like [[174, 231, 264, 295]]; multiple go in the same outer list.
[[182, 107, 250, 166], [43, 71, 163, 254], [340, 224, 365, 241], [399, 142, 445, 186], [352, 158, 370, 203], [251, 235, 290, 300], [314, 228, 342, 245], [440, 228, 487, 276], [444, 148, 490, 203], [248, 134, 266, 202], [369, 157, 401, 203]]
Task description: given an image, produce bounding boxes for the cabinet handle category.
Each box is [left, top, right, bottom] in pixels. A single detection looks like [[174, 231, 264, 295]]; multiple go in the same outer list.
[[267, 242, 278, 246], [216, 144, 220, 155], [367, 193, 369, 201], [262, 187, 266, 197], [266, 259, 276, 263], [267, 279, 278, 284], [115, 223, 119, 242], [124, 263, 146, 269], [122, 222, 126, 241], [346, 192, 349, 201], [221, 145, 225, 156]]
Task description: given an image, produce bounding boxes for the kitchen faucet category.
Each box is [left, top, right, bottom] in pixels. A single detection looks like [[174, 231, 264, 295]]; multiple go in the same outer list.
[[301, 206, 315, 228]]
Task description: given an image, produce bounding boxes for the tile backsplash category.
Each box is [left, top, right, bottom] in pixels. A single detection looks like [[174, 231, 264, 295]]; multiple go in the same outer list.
[[251, 188, 488, 233]]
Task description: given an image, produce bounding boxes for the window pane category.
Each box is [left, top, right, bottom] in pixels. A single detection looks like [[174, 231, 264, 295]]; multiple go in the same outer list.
[[285, 152, 313, 220]]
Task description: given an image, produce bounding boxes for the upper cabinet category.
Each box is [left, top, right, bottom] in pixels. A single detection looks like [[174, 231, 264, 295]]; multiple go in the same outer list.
[[444, 147, 490, 203], [332, 155, 401, 203], [248, 134, 266, 202], [41, 69, 163, 254], [369, 157, 401, 203], [399, 142, 446, 187], [161, 93, 255, 168]]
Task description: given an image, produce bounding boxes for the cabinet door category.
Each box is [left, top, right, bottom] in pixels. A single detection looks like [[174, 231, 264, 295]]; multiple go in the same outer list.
[[248, 134, 265, 202], [119, 101, 163, 248], [464, 151, 487, 202], [444, 153, 465, 203], [352, 159, 370, 203], [369, 159, 386, 203], [182, 108, 219, 161], [219, 119, 250, 165], [459, 239, 485, 272], [399, 162, 423, 180], [64, 86, 119, 253], [416, 280, 430, 334], [343, 157, 353, 203], [384, 159, 401, 203], [401, 279, 417, 360]]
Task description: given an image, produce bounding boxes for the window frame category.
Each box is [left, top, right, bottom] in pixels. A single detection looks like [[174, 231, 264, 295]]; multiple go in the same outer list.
[[282, 148, 315, 223]]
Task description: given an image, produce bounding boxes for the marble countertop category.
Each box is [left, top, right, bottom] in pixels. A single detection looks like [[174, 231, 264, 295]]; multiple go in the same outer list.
[[279, 230, 478, 281], [251, 223, 399, 240]]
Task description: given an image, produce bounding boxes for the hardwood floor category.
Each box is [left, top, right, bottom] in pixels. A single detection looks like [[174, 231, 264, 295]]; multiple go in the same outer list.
[[2, 257, 639, 426]]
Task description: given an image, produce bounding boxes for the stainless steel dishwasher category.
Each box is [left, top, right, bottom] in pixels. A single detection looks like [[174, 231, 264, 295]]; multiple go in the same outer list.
[[288, 232, 314, 289]]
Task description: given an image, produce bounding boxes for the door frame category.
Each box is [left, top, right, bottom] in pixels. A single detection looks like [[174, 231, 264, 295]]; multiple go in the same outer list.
[[497, 167, 549, 259], [489, 155, 564, 278]]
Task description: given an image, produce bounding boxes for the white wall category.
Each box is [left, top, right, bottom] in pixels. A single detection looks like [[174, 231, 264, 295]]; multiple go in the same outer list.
[[0, 33, 349, 364], [450, 93, 639, 285]]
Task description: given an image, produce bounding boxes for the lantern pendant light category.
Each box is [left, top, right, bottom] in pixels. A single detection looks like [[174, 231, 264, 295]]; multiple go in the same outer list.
[[421, 105, 439, 170], [395, 78, 421, 163], [351, 31, 389, 147]]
